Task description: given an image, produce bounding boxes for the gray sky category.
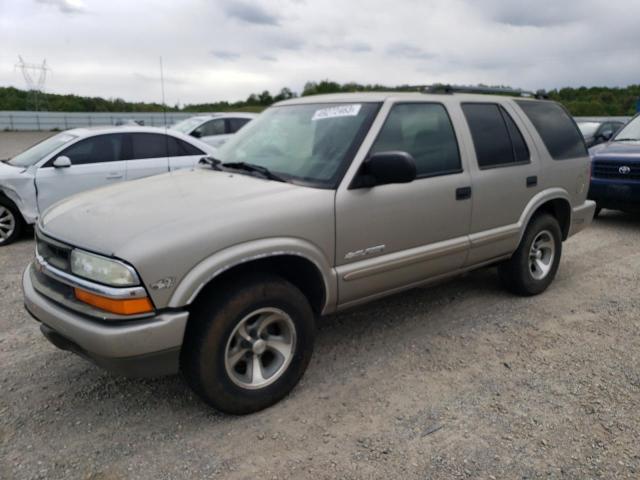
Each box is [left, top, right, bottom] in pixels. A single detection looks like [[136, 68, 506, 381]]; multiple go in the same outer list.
[[1, 0, 638, 106]]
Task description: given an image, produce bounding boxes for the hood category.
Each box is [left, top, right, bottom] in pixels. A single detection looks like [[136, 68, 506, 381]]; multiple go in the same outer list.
[[40, 168, 335, 258], [590, 140, 640, 158]]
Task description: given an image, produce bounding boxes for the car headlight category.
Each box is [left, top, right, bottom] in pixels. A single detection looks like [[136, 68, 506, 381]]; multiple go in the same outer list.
[[70, 249, 139, 286]]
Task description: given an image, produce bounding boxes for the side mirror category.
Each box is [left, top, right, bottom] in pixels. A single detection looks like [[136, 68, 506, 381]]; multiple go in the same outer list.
[[52, 156, 72, 168], [191, 130, 202, 139], [352, 151, 417, 188]]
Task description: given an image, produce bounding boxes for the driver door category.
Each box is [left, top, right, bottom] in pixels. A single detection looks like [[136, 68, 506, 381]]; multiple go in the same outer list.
[[35, 133, 127, 213], [334, 102, 473, 307]]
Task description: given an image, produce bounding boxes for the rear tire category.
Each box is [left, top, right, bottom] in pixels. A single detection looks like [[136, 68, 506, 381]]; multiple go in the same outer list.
[[181, 274, 316, 414], [0, 198, 24, 246], [498, 214, 562, 296]]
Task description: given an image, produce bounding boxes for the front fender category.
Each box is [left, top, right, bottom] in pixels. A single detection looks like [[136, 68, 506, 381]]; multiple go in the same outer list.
[[168, 237, 337, 314]]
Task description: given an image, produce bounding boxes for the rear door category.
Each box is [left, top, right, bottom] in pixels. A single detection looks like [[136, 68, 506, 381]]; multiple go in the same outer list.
[[35, 133, 127, 212], [126, 132, 170, 180], [167, 136, 207, 171], [459, 102, 540, 265]]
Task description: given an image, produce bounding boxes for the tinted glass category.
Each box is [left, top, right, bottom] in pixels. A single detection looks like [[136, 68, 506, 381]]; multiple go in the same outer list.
[[462, 104, 515, 168], [198, 119, 226, 136], [228, 118, 251, 133], [501, 108, 530, 163], [131, 133, 169, 159], [167, 137, 205, 156], [59, 134, 126, 165], [370, 103, 461, 177], [515, 100, 587, 159]]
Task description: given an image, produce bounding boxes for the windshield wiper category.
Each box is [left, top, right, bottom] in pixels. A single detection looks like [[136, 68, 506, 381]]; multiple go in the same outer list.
[[198, 156, 224, 170], [613, 138, 639, 142], [222, 162, 286, 182]]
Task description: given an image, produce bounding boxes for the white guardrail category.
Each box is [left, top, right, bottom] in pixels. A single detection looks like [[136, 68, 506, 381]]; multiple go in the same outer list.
[[0, 111, 216, 131]]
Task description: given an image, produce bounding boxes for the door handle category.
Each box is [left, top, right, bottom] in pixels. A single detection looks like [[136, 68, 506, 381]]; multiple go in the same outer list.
[[456, 186, 472, 200], [106, 173, 123, 180], [526, 176, 538, 187]]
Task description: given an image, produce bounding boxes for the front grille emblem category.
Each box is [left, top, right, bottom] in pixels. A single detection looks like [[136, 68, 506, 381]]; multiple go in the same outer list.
[[619, 166, 631, 174]]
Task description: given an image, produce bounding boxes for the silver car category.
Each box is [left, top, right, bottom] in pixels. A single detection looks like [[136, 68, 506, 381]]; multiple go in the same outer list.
[[0, 126, 214, 245], [23, 91, 595, 414], [171, 113, 257, 148]]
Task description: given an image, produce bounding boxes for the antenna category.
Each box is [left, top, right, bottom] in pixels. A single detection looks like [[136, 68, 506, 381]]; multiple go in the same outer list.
[[15, 56, 51, 110], [159, 56, 170, 168]]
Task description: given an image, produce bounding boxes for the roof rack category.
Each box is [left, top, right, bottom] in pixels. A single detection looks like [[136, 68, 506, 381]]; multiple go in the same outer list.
[[422, 84, 549, 99]]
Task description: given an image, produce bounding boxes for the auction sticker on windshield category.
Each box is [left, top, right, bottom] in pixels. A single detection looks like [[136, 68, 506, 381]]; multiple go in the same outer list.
[[312, 104, 362, 121]]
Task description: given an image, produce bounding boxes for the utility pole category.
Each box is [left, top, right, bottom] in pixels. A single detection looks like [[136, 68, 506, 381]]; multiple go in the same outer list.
[[15, 56, 51, 111]]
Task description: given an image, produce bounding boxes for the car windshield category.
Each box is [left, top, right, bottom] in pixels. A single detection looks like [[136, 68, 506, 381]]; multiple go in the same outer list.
[[613, 115, 640, 141], [577, 122, 601, 137], [7, 132, 78, 167], [171, 117, 210, 134], [214, 102, 380, 188]]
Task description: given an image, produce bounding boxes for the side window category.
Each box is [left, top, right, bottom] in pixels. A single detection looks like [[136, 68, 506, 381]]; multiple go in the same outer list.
[[515, 100, 587, 160], [196, 119, 226, 137], [462, 103, 530, 168], [167, 136, 205, 156], [370, 103, 461, 177], [58, 134, 126, 165], [131, 133, 169, 159], [502, 107, 530, 163], [228, 118, 251, 133]]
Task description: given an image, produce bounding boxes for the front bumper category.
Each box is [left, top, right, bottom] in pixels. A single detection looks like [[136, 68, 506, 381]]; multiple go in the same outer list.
[[568, 200, 596, 238], [23, 263, 189, 377], [588, 178, 640, 211]]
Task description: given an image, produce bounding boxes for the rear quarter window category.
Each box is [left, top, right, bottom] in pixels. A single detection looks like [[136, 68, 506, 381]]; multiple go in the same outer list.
[[515, 100, 587, 160]]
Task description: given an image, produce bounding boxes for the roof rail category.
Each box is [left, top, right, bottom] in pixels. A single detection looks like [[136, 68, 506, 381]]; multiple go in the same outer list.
[[422, 84, 549, 99]]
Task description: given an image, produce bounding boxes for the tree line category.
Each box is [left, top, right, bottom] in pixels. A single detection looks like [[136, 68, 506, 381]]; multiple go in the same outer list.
[[1, 82, 638, 116]]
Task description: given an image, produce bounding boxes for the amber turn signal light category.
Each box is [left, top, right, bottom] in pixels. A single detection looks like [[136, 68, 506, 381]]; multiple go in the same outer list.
[[74, 288, 154, 315]]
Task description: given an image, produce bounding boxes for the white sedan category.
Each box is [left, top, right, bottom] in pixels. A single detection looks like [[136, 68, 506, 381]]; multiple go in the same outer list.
[[171, 113, 257, 148], [0, 126, 214, 245]]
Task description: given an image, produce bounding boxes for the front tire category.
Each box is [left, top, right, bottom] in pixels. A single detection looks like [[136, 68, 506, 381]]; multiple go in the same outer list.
[[181, 274, 316, 414], [0, 198, 24, 246], [498, 214, 562, 296]]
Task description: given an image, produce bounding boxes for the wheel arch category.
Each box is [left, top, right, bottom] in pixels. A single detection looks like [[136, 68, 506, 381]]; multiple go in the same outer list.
[[168, 238, 337, 316], [518, 189, 572, 243]]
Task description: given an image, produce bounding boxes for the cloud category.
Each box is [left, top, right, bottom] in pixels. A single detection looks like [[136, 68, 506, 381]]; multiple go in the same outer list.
[[210, 51, 241, 61], [223, 1, 280, 26], [469, 0, 593, 26], [385, 43, 435, 60], [35, 0, 86, 14]]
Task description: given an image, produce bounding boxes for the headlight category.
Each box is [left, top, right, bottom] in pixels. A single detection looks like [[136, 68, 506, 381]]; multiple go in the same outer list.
[[70, 249, 139, 286]]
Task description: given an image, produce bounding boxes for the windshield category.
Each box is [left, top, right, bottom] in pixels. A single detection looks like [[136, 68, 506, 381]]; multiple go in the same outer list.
[[215, 102, 380, 188], [613, 115, 640, 141], [171, 116, 209, 134], [577, 121, 600, 137], [7, 132, 78, 167]]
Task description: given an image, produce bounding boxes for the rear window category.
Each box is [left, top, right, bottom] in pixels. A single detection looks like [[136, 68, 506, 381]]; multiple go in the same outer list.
[[515, 100, 587, 160]]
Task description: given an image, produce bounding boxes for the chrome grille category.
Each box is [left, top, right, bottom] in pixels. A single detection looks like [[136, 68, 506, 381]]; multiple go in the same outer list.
[[592, 160, 640, 181]]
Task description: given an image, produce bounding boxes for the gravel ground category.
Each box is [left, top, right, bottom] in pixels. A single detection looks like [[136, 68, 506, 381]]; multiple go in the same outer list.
[[0, 130, 639, 478], [0, 132, 53, 160], [1, 212, 639, 479]]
